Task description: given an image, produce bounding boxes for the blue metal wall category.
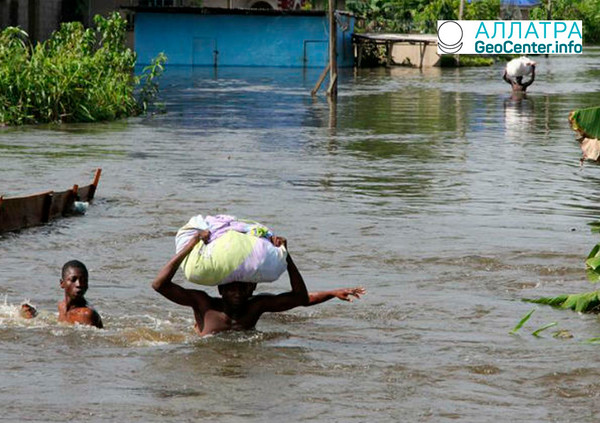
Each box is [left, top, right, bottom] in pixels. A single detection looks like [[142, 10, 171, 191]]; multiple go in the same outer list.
[[134, 12, 355, 67]]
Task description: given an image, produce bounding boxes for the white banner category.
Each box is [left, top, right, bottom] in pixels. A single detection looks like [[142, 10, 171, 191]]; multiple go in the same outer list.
[[437, 20, 583, 55]]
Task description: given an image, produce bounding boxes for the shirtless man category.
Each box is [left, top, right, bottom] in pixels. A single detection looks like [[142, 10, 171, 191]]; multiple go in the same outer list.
[[152, 231, 365, 336], [503, 64, 535, 93], [58, 260, 103, 328]]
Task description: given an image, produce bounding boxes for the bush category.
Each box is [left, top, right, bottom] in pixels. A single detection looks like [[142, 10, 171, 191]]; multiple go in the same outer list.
[[529, 0, 600, 44], [348, 0, 496, 34], [0, 12, 166, 126]]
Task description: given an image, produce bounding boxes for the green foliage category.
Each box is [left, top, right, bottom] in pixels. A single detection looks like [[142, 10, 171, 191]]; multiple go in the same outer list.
[[530, 0, 600, 44], [348, 0, 500, 67], [509, 307, 536, 334], [585, 241, 600, 282], [509, 308, 566, 338], [347, 0, 411, 32], [531, 322, 558, 337], [524, 291, 600, 313], [347, 0, 498, 33], [138, 52, 167, 114], [301, 1, 313, 10], [440, 55, 494, 67], [588, 221, 600, 234], [413, 0, 458, 33], [348, 0, 598, 45], [0, 12, 167, 126], [520, 221, 600, 341], [463, 0, 500, 20], [569, 106, 600, 140], [587, 242, 600, 269]]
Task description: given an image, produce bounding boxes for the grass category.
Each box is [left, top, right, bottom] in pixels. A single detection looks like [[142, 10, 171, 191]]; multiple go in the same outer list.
[[0, 12, 165, 126]]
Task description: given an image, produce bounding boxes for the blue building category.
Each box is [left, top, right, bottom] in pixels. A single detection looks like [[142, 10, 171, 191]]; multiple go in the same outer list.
[[129, 6, 355, 67]]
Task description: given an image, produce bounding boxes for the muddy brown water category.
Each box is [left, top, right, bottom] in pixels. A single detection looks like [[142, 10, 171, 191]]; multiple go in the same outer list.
[[2, 49, 600, 422]]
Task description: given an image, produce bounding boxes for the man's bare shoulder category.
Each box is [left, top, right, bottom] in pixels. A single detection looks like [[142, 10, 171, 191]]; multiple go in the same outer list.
[[58, 304, 102, 328], [187, 288, 216, 308], [248, 292, 277, 305], [245, 291, 304, 314]]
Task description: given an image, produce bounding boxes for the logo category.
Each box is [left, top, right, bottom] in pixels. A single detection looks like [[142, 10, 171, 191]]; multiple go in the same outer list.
[[437, 20, 582, 55], [437, 21, 463, 54]]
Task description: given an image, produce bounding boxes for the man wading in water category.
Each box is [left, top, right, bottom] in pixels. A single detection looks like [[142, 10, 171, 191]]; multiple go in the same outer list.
[[152, 231, 365, 336], [503, 64, 536, 94]]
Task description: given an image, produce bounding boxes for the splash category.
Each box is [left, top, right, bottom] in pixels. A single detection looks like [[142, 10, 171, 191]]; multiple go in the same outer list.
[[0, 295, 50, 328]]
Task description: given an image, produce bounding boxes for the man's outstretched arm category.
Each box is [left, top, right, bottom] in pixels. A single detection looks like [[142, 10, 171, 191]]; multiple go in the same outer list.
[[308, 287, 366, 306], [152, 230, 210, 308]]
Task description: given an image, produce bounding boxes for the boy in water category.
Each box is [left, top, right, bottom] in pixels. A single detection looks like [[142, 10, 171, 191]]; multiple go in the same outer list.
[[503, 64, 536, 93], [58, 260, 103, 328], [152, 231, 365, 336]]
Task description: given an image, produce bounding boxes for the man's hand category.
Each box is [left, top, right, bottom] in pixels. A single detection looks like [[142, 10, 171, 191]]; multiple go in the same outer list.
[[270, 235, 287, 248], [199, 229, 210, 244], [189, 230, 210, 246], [332, 287, 366, 302]]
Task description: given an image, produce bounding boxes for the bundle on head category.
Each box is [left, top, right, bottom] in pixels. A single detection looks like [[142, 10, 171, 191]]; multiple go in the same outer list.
[[506, 56, 536, 78], [176, 214, 288, 286]]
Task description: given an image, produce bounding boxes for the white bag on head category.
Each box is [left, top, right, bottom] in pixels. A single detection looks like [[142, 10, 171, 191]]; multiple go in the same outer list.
[[506, 56, 536, 78]]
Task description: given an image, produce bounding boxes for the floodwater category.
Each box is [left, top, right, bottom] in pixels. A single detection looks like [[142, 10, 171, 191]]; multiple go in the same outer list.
[[2, 49, 600, 422]]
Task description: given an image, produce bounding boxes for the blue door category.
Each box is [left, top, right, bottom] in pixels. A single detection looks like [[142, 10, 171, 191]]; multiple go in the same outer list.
[[193, 38, 217, 67], [303, 40, 328, 67]]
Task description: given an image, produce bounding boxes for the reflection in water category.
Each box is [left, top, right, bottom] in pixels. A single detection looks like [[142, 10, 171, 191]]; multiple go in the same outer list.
[[504, 94, 535, 138]]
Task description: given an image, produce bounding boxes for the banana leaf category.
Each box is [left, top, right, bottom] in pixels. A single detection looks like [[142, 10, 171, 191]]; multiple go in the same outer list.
[[588, 243, 600, 262], [585, 243, 600, 283], [524, 291, 600, 313], [570, 106, 600, 139], [586, 268, 600, 284], [579, 137, 600, 161], [587, 221, 600, 234]]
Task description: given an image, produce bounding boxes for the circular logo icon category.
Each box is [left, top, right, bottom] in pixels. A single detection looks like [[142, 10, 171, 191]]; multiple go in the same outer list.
[[437, 21, 463, 54]]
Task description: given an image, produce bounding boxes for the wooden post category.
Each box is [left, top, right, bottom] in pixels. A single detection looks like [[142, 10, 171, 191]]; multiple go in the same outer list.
[[386, 41, 392, 67], [92, 168, 102, 187], [311, 62, 331, 96], [89, 168, 102, 201], [545, 0, 552, 58], [327, 0, 337, 98], [457, 0, 464, 67]]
